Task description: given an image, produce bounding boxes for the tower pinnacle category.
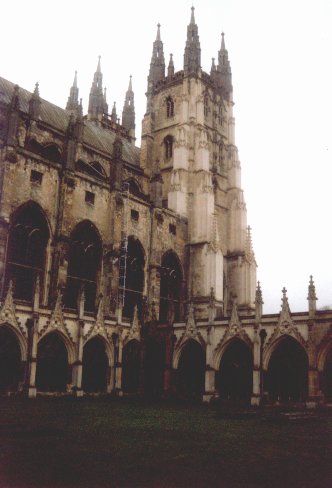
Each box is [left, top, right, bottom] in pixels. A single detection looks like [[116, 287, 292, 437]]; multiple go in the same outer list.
[[146, 23, 166, 111], [183, 6, 201, 75], [122, 75, 135, 141], [88, 56, 106, 121], [66, 71, 79, 113]]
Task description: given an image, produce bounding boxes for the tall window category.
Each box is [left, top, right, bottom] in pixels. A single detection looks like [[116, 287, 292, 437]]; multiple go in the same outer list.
[[120, 237, 145, 319], [6, 202, 49, 301], [164, 135, 173, 159], [159, 251, 182, 323], [64, 221, 102, 312], [166, 97, 174, 118]]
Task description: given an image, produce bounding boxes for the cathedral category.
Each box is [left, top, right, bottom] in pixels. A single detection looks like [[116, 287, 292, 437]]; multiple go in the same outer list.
[[0, 8, 331, 405]]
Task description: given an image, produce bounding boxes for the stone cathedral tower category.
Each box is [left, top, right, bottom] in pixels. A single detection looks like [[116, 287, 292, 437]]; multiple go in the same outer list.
[[141, 8, 257, 317]]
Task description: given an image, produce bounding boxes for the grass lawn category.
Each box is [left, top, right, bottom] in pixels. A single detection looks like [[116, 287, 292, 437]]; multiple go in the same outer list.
[[0, 397, 331, 488]]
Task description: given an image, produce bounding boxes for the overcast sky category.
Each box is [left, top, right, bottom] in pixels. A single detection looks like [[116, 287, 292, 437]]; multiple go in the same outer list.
[[1, 0, 332, 313]]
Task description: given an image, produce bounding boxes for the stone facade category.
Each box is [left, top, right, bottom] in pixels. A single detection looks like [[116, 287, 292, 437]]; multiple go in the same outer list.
[[0, 8, 331, 405]]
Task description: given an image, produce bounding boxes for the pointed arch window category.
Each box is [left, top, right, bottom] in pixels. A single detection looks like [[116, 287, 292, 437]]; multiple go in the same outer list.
[[76, 160, 107, 181], [119, 237, 145, 319], [166, 97, 174, 118], [64, 221, 102, 312], [6, 202, 50, 301], [43, 144, 62, 163], [164, 135, 173, 159], [159, 251, 183, 323]]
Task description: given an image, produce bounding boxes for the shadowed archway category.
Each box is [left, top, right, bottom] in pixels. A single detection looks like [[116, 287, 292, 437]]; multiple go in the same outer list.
[[0, 326, 22, 393], [122, 340, 141, 394], [177, 340, 205, 400], [36, 333, 69, 392], [82, 337, 109, 393], [266, 336, 308, 402], [216, 338, 253, 404], [321, 345, 332, 402]]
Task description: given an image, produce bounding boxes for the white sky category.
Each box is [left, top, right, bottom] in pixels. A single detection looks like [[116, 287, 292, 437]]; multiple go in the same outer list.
[[1, 0, 332, 313]]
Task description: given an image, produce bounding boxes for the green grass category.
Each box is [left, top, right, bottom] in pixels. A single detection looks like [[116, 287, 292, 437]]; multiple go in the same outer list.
[[0, 397, 332, 488]]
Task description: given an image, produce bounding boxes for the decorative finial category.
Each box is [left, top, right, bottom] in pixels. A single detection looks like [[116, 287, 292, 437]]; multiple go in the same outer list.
[[190, 5, 195, 24], [157, 23, 161, 41]]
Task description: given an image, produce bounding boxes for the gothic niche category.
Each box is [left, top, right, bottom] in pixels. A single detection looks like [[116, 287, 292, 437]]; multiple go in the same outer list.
[[64, 221, 102, 312], [159, 251, 183, 323], [6, 201, 49, 301], [121, 237, 145, 319], [82, 337, 109, 393], [0, 326, 22, 393]]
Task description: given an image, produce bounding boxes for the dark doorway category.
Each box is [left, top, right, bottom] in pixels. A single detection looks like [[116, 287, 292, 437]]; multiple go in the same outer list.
[[216, 339, 253, 404], [122, 340, 141, 394], [267, 336, 308, 402], [82, 337, 109, 393], [36, 333, 69, 392], [177, 340, 205, 400], [321, 346, 332, 402], [0, 326, 22, 393], [144, 337, 165, 397]]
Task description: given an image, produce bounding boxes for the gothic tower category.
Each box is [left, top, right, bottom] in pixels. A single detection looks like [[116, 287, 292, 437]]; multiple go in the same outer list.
[[141, 8, 256, 316]]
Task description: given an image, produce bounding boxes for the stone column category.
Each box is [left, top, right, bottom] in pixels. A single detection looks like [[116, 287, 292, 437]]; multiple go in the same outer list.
[[115, 335, 123, 396], [73, 320, 84, 397], [251, 326, 260, 406], [203, 326, 216, 402], [26, 314, 39, 398], [0, 219, 9, 298]]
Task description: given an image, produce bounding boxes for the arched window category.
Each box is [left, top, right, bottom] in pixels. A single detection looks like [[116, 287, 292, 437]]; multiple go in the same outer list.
[[26, 138, 43, 155], [43, 144, 62, 163], [6, 202, 49, 301], [120, 237, 145, 319], [123, 179, 143, 198], [76, 160, 107, 181], [36, 332, 69, 392], [166, 97, 174, 118], [159, 251, 183, 323], [164, 135, 173, 159], [64, 221, 102, 312]]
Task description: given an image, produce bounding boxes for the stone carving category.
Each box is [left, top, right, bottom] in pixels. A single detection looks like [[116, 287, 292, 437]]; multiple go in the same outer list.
[[0, 281, 26, 337], [39, 288, 74, 342]]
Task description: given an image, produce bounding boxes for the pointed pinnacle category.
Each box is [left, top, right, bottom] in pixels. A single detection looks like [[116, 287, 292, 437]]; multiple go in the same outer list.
[[103, 87, 107, 101], [73, 71, 78, 88], [221, 32, 225, 50], [128, 74, 132, 91], [34, 82, 40, 96], [190, 6, 195, 24], [156, 23, 161, 41], [97, 55, 101, 72]]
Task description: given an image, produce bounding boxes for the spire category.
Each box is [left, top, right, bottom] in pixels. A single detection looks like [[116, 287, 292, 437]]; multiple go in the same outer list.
[[111, 102, 117, 123], [307, 275, 318, 317], [255, 282, 264, 321], [183, 6, 201, 75], [147, 24, 165, 111], [88, 56, 106, 121], [66, 71, 79, 113], [29, 82, 41, 120], [122, 75, 135, 139], [245, 225, 255, 262], [216, 32, 233, 99], [211, 57, 216, 73], [167, 53, 174, 77]]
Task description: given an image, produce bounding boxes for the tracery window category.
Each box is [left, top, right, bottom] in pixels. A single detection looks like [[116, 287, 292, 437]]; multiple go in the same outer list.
[[64, 221, 102, 312], [159, 251, 183, 323], [166, 96, 174, 118], [119, 237, 145, 319], [164, 135, 173, 159], [6, 202, 50, 301]]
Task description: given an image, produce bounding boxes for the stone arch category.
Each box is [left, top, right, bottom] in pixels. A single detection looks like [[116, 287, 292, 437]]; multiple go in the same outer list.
[[122, 236, 145, 320], [76, 159, 107, 180], [43, 143, 62, 163], [159, 250, 183, 323], [0, 324, 24, 393], [82, 335, 111, 393], [265, 335, 308, 402], [36, 331, 73, 392], [0, 322, 27, 361], [64, 220, 103, 312], [6, 200, 51, 302], [215, 337, 253, 403], [317, 336, 332, 401], [122, 339, 141, 394], [176, 339, 206, 399], [123, 178, 144, 198]]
